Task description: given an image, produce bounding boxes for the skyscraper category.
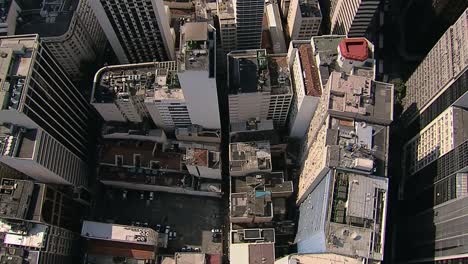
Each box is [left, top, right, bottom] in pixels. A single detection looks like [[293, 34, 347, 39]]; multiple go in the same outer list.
[[15, 0, 107, 80], [396, 9, 468, 262], [330, 0, 381, 37], [90, 0, 175, 64], [217, 0, 265, 51], [0, 34, 94, 186]]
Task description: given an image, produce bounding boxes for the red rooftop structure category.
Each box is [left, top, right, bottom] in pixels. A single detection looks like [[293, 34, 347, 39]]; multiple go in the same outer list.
[[339, 38, 369, 61]]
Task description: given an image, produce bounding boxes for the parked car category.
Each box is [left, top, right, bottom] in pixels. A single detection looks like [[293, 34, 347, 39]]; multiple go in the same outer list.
[[149, 192, 154, 201], [122, 190, 128, 200], [140, 192, 144, 200]]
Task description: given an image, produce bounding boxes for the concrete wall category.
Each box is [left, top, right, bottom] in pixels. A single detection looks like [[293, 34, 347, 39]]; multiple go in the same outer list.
[[178, 71, 221, 129]]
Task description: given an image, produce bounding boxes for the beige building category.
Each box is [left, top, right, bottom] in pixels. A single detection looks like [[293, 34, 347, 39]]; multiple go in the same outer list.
[[330, 0, 380, 37], [403, 106, 468, 176], [275, 253, 363, 264], [286, 0, 322, 40], [402, 8, 468, 123]]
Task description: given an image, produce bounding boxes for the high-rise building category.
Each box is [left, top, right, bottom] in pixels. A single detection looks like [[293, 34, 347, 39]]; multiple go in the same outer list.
[[217, 0, 265, 52], [0, 35, 95, 186], [0, 178, 84, 264], [286, 0, 322, 40], [91, 22, 220, 132], [15, 0, 107, 80], [401, 8, 468, 127], [90, 0, 175, 64], [227, 50, 293, 127], [330, 0, 381, 37], [287, 42, 322, 138]]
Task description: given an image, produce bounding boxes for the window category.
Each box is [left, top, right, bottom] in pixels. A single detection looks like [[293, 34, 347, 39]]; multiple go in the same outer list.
[[115, 155, 123, 166], [134, 154, 141, 167]]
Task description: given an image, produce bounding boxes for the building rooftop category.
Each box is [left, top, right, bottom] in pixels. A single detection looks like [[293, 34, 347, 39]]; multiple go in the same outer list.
[[311, 35, 375, 84], [91, 61, 181, 105], [81, 220, 159, 246], [328, 72, 393, 123], [228, 50, 292, 95], [281, 253, 363, 264], [229, 243, 275, 264], [299, 0, 321, 18], [297, 44, 321, 97], [231, 191, 273, 220], [296, 171, 388, 261], [178, 21, 215, 74], [232, 172, 293, 197], [338, 38, 369, 61], [184, 147, 220, 170], [15, 0, 79, 37], [230, 119, 274, 133], [0, 126, 38, 160], [86, 239, 156, 260], [175, 252, 206, 264], [175, 125, 221, 143], [231, 228, 275, 243], [216, 0, 235, 19], [0, 178, 34, 220], [99, 139, 182, 171], [0, 35, 38, 111], [229, 141, 272, 175], [0, 219, 47, 249]]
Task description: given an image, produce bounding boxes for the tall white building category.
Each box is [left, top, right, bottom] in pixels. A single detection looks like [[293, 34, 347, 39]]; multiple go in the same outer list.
[[90, 0, 175, 64], [227, 50, 293, 127], [286, 0, 322, 40], [330, 0, 380, 37], [0, 35, 94, 186], [91, 22, 220, 132], [287, 41, 322, 138], [15, 0, 107, 80]]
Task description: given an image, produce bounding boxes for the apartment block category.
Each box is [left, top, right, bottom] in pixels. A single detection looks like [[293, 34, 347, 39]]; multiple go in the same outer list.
[[402, 8, 468, 125], [330, 0, 381, 37], [0, 0, 20, 36], [90, 0, 175, 64], [0, 34, 95, 185], [15, 0, 107, 80], [286, 0, 322, 40], [228, 50, 293, 127], [287, 42, 322, 138]]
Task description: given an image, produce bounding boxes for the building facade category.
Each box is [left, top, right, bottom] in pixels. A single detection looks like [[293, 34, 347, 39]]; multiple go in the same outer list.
[[330, 0, 380, 37], [227, 50, 293, 128], [90, 0, 175, 64], [15, 0, 107, 80], [286, 0, 321, 40], [402, 8, 468, 126], [0, 35, 95, 186]]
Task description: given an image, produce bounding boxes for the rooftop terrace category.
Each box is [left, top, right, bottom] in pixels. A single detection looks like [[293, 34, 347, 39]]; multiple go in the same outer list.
[[184, 147, 220, 169], [231, 228, 275, 244], [232, 172, 293, 197], [328, 72, 393, 123], [228, 50, 292, 95], [16, 0, 79, 37], [0, 178, 34, 220], [0, 125, 38, 160], [229, 141, 272, 176], [0, 219, 47, 249], [92, 61, 181, 104], [178, 22, 215, 74]]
